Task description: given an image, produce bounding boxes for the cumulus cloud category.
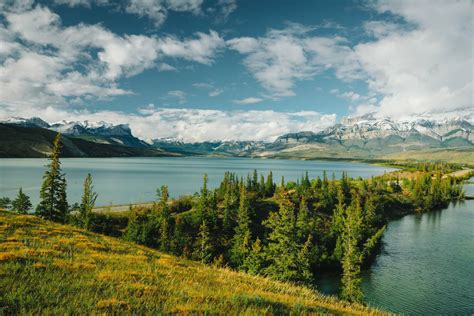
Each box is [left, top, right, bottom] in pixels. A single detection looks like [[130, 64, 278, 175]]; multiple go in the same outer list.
[[227, 24, 361, 98], [233, 97, 263, 105], [167, 90, 187, 104], [52, 0, 203, 27], [228, 1, 472, 120], [0, 4, 223, 111], [193, 82, 223, 97], [352, 0, 473, 120], [216, 0, 237, 21], [0, 106, 336, 142]]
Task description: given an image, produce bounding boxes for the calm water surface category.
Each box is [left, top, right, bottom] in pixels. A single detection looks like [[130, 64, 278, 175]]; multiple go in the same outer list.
[[0, 157, 393, 206], [318, 180, 474, 314]]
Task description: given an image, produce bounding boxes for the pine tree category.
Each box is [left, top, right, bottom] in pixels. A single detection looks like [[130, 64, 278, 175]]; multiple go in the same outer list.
[[340, 197, 364, 303], [222, 188, 232, 233], [297, 234, 314, 283], [197, 174, 211, 222], [36, 133, 69, 222], [11, 188, 32, 214], [332, 186, 346, 261], [252, 169, 258, 191], [263, 196, 302, 282], [0, 197, 11, 210], [296, 196, 310, 241], [157, 186, 171, 251], [243, 237, 265, 275], [230, 184, 252, 267], [78, 173, 98, 230], [265, 171, 275, 197], [197, 219, 213, 263]]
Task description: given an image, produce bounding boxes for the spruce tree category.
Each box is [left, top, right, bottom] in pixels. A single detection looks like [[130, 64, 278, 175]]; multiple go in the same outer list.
[[263, 196, 303, 282], [197, 219, 213, 263], [340, 197, 364, 303], [157, 186, 171, 251], [297, 234, 314, 283], [0, 197, 11, 210], [265, 171, 275, 197], [296, 196, 311, 241], [79, 173, 98, 230], [36, 133, 69, 222], [230, 184, 252, 267], [243, 237, 265, 275], [11, 188, 32, 214]]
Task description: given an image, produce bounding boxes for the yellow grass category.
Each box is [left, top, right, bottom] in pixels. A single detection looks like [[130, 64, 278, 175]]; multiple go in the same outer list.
[[0, 211, 388, 315]]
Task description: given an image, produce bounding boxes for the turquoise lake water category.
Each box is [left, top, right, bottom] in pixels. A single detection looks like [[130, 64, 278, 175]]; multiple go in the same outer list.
[[0, 157, 394, 206], [318, 180, 474, 314]]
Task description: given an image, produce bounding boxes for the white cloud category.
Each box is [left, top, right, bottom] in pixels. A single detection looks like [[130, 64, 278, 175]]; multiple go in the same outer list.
[[157, 30, 225, 65], [126, 0, 203, 27], [233, 97, 263, 105], [352, 0, 473, 120], [158, 62, 177, 71], [208, 89, 223, 97], [0, 106, 337, 142], [227, 24, 361, 98], [167, 90, 187, 104], [216, 0, 237, 21], [0, 5, 223, 111], [193, 82, 223, 97]]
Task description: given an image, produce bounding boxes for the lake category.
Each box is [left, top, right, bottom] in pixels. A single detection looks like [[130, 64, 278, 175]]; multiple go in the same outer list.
[[318, 180, 474, 314], [0, 157, 394, 207]]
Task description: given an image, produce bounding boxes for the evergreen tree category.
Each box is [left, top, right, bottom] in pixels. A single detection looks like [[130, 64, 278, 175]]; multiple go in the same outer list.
[[78, 173, 98, 230], [0, 197, 11, 210], [243, 237, 265, 275], [230, 184, 252, 267], [297, 234, 314, 283], [296, 196, 310, 241], [197, 219, 213, 263], [259, 174, 265, 197], [197, 174, 211, 222], [340, 197, 364, 303], [11, 188, 32, 214], [331, 186, 346, 261], [252, 169, 258, 191], [265, 171, 275, 197], [124, 208, 159, 246], [157, 186, 171, 251], [36, 133, 69, 222], [263, 196, 305, 282]]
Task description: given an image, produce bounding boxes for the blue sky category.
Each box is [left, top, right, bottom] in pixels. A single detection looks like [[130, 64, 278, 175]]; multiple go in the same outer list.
[[0, 0, 472, 141]]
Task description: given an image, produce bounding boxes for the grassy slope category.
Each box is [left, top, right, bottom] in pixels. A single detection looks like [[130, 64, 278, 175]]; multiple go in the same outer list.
[[0, 211, 384, 315], [382, 147, 474, 165], [253, 144, 474, 165]]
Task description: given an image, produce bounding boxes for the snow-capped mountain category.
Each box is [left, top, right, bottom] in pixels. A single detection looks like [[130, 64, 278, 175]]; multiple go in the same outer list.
[[275, 114, 473, 145], [1, 117, 148, 148]]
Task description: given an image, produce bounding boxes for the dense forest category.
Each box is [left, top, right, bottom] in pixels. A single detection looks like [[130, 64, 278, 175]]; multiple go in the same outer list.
[[1, 134, 468, 303]]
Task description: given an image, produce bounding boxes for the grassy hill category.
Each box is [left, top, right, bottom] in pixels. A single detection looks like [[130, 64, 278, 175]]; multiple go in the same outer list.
[[0, 211, 383, 315], [253, 142, 474, 165]]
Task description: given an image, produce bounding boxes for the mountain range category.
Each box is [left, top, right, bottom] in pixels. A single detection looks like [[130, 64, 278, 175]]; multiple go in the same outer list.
[[1, 114, 473, 163]]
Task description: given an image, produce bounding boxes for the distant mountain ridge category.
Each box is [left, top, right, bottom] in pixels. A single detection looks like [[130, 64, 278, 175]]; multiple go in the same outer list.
[[0, 123, 177, 158], [274, 114, 473, 145], [2, 114, 473, 162], [2, 117, 148, 148]]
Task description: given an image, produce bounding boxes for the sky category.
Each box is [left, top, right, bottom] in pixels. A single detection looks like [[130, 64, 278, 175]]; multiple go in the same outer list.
[[0, 0, 472, 142]]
